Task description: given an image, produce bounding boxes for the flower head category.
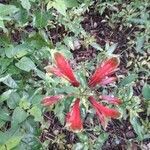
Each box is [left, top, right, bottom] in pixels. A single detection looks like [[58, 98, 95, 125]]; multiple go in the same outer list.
[[88, 57, 119, 87], [65, 99, 83, 132], [88, 96, 120, 128], [42, 95, 64, 106], [54, 52, 80, 87]]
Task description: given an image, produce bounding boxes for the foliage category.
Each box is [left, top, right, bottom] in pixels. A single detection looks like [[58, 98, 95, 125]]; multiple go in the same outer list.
[[0, 0, 149, 149]]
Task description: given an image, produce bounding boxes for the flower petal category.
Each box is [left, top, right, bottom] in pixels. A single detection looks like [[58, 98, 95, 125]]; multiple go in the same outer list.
[[88, 96, 120, 128], [88, 57, 119, 87], [65, 99, 83, 132], [42, 95, 64, 106], [99, 76, 117, 86], [100, 95, 122, 105], [54, 52, 80, 87], [45, 66, 63, 77]]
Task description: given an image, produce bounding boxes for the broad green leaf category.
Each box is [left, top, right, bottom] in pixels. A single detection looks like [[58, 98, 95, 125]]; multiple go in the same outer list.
[[12, 107, 28, 126], [0, 58, 12, 74], [15, 7, 28, 25], [5, 44, 29, 58], [142, 83, 150, 100], [64, 0, 78, 8], [0, 136, 22, 150], [52, 0, 67, 16], [47, 0, 78, 11], [15, 57, 36, 72], [0, 108, 11, 121], [28, 106, 42, 122], [0, 89, 15, 103], [7, 65, 21, 75], [33, 11, 48, 28], [20, 0, 31, 11], [119, 74, 138, 86], [0, 126, 20, 145], [0, 75, 18, 88], [0, 4, 19, 17], [7, 92, 21, 109]]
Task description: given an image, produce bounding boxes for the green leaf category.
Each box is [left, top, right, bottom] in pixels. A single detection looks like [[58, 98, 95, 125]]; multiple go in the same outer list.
[[0, 108, 11, 121], [142, 83, 150, 100], [33, 11, 48, 28], [52, 0, 67, 16], [90, 42, 103, 51], [135, 36, 145, 53], [0, 20, 7, 32], [19, 100, 31, 110], [0, 120, 5, 128], [0, 75, 18, 88], [0, 89, 15, 103], [0, 136, 22, 150], [7, 92, 21, 109], [94, 132, 108, 148], [64, 0, 78, 8], [5, 44, 29, 58], [20, 0, 31, 11], [106, 42, 118, 55], [119, 74, 138, 87], [0, 4, 19, 17], [130, 117, 144, 140], [12, 107, 28, 126], [15, 57, 36, 72], [28, 106, 42, 122], [0, 126, 21, 145], [77, 71, 87, 88]]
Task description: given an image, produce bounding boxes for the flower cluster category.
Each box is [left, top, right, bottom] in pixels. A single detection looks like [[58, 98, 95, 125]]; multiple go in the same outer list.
[[42, 52, 122, 132]]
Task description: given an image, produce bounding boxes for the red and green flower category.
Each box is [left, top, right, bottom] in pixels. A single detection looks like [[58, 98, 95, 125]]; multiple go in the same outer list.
[[42, 52, 122, 132]]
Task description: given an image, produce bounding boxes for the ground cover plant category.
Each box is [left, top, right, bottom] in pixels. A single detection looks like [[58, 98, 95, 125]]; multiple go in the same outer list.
[[0, 0, 150, 149]]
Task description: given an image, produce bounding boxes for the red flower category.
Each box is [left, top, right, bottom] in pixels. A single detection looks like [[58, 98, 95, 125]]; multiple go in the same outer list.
[[88, 57, 119, 87], [88, 96, 120, 128], [65, 99, 83, 132], [45, 66, 63, 77], [100, 95, 122, 105], [54, 52, 80, 87], [99, 76, 117, 86], [42, 95, 64, 106]]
